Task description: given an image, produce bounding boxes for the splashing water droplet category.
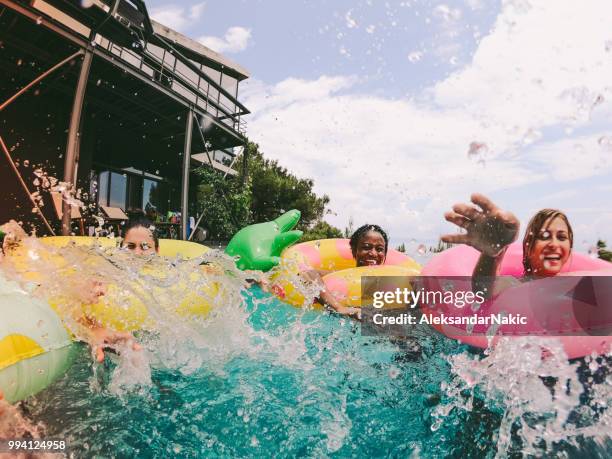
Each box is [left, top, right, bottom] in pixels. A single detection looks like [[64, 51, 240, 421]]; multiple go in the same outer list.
[[388, 366, 400, 379], [522, 128, 542, 145], [598, 136, 612, 151], [467, 141, 488, 159], [408, 51, 423, 62]]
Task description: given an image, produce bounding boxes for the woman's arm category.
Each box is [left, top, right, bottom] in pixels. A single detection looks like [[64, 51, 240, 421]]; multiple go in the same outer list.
[[472, 250, 508, 299], [73, 281, 141, 362], [301, 270, 361, 319]]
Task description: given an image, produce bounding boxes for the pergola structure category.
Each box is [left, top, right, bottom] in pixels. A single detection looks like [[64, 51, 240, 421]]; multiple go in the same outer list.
[[0, 0, 250, 239]]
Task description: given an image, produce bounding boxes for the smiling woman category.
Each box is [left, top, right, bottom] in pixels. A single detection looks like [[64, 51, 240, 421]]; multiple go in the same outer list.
[[349, 224, 389, 267], [441, 193, 576, 297], [523, 209, 573, 278]]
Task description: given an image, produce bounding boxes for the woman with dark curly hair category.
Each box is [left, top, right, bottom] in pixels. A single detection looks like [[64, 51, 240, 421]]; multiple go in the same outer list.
[[303, 224, 390, 319]]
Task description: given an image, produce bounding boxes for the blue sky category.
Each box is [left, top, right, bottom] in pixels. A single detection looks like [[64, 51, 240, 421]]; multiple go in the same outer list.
[[149, 0, 501, 95], [148, 0, 612, 255]]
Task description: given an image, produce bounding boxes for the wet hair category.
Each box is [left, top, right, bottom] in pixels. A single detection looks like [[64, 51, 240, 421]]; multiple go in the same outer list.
[[522, 209, 573, 275], [349, 224, 389, 256], [122, 217, 159, 250]]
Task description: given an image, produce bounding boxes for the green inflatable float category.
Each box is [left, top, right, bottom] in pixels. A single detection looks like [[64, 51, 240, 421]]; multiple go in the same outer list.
[[225, 210, 303, 271]]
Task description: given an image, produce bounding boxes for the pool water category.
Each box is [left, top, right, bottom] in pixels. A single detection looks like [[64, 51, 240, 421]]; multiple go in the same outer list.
[[19, 284, 611, 458]]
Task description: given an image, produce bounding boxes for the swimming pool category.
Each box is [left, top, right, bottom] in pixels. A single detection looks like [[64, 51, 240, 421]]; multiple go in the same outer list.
[[20, 285, 612, 457]]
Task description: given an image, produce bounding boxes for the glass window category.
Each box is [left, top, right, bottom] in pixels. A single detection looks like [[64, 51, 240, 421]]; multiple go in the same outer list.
[[143, 179, 170, 215], [109, 172, 127, 209], [176, 60, 199, 87], [147, 43, 165, 60], [219, 94, 236, 116], [220, 73, 238, 98], [169, 183, 180, 213], [98, 171, 109, 206], [202, 65, 221, 85], [127, 175, 143, 211]]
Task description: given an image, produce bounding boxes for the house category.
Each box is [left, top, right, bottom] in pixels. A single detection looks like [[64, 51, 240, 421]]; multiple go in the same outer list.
[[0, 0, 250, 239]]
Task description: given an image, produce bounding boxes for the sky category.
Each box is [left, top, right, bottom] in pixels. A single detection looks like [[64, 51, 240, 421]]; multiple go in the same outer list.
[[148, 0, 612, 253]]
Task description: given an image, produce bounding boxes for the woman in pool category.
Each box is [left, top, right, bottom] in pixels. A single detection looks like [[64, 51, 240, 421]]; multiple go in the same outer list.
[[441, 193, 573, 297], [83, 218, 160, 361], [304, 224, 389, 318], [120, 217, 159, 255]]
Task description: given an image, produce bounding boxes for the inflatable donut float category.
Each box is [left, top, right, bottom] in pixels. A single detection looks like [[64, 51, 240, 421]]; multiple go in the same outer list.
[[272, 238, 421, 309], [0, 236, 223, 402], [421, 242, 612, 359]]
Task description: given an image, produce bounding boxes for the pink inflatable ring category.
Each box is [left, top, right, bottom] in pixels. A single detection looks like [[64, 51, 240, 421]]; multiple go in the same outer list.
[[420, 242, 612, 359]]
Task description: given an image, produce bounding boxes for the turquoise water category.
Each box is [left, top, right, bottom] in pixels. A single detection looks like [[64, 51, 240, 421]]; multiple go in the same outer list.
[[23, 287, 612, 457]]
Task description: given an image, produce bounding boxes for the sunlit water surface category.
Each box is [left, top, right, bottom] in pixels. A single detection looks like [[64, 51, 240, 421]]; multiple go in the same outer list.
[[3, 242, 612, 457]]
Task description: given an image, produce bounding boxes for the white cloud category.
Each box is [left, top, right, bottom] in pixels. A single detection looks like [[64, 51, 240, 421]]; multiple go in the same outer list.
[[199, 27, 252, 53], [432, 0, 612, 142], [465, 0, 484, 10], [150, 2, 205, 32], [433, 4, 462, 22], [243, 1, 612, 248]]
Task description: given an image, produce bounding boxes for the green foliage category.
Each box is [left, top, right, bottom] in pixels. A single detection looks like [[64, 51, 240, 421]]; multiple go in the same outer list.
[[431, 240, 452, 253], [245, 142, 331, 231], [343, 217, 355, 238], [597, 239, 612, 262], [302, 221, 344, 242], [194, 166, 251, 240], [193, 141, 343, 241], [396, 243, 406, 253]]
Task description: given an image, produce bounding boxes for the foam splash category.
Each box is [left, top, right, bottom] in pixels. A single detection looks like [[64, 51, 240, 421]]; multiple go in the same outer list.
[[433, 337, 612, 455]]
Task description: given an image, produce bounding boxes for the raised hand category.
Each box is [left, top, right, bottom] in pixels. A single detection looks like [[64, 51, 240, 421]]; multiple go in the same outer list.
[[441, 193, 520, 257]]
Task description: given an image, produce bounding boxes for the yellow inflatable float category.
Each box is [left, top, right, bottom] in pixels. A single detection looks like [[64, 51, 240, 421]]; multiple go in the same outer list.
[[0, 236, 223, 402], [271, 239, 421, 309]]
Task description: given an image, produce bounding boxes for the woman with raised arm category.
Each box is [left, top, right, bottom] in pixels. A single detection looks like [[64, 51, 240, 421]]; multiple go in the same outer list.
[[441, 193, 573, 298]]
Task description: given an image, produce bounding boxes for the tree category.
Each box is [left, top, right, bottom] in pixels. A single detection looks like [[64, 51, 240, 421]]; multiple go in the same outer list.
[[194, 166, 251, 240], [193, 141, 343, 242], [245, 142, 331, 231], [238, 142, 342, 237], [344, 216, 354, 238], [302, 221, 344, 242], [597, 239, 612, 262], [431, 240, 452, 253], [396, 243, 406, 253]]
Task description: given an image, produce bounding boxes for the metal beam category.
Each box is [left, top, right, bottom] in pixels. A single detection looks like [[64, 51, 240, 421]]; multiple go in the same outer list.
[[0, 50, 82, 112], [241, 142, 248, 186], [61, 49, 93, 235], [180, 108, 193, 240], [0, 136, 55, 235], [0, 0, 246, 147]]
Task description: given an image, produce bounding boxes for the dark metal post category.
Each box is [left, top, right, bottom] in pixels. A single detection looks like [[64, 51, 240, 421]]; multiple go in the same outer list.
[[181, 108, 194, 240], [61, 50, 93, 235], [241, 141, 248, 185]]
